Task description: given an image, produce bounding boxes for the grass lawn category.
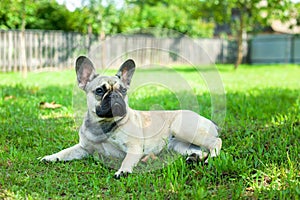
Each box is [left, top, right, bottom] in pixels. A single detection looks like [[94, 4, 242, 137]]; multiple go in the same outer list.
[[0, 64, 299, 199]]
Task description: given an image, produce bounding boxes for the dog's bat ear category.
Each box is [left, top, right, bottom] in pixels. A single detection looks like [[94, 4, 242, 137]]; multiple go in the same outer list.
[[116, 59, 135, 88], [75, 56, 96, 90]]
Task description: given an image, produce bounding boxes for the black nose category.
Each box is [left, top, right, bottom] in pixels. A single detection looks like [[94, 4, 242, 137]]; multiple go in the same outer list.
[[110, 92, 119, 99]]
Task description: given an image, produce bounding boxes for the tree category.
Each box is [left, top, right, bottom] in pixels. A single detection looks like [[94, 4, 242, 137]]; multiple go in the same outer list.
[[202, 0, 294, 69], [0, 0, 37, 76], [0, 0, 73, 31], [121, 0, 215, 38], [69, 0, 120, 37], [0, 0, 35, 30], [27, 0, 73, 31], [296, 2, 300, 25]]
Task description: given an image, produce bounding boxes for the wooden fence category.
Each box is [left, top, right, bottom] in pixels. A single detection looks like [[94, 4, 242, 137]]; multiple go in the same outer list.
[[0, 30, 91, 72], [0, 30, 240, 72], [88, 35, 239, 69]]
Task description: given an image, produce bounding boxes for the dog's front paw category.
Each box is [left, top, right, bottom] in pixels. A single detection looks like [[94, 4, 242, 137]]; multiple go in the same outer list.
[[114, 170, 131, 179], [40, 155, 60, 162]]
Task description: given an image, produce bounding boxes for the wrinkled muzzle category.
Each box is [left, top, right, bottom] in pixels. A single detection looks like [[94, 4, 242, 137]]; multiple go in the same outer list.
[[96, 92, 126, 118]]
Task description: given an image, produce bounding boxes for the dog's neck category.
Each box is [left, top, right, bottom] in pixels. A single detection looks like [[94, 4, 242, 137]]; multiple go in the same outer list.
[[85, 110, 128, 134]]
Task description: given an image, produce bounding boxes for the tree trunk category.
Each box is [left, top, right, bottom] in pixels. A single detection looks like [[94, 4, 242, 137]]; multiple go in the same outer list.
[[100, 31, 106, 69], [20, 1, 27, 77], [87, 24, 93, 52], [234, 15, 244, 69]]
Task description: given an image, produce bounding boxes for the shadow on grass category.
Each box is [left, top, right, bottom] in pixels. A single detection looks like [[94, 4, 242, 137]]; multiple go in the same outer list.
[[0, 84, 299, 198]]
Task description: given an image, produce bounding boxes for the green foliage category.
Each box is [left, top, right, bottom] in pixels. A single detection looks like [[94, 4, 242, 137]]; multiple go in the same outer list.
[[0, 64, 299, 199], [0, 0, 70, 30], [69, 0, 121, 35], [0, 0, 297, 39], [0, 0, 31, 29], [121, 0, 215, 37], [26, 0, 73, 31], [0, 0, 215, 38], [201, 0, 294, 32]]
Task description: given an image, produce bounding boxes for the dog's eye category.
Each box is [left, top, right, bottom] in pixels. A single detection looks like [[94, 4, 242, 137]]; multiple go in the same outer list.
[[95, 88, 104, 96], [120, 87, 127, 94]]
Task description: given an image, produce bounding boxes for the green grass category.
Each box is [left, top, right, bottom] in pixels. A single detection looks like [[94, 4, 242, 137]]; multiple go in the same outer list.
[[0, 64, 299, 199]]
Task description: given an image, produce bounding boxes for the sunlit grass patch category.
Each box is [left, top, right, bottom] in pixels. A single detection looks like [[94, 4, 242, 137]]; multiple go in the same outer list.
[[0, 64, 299, 199]]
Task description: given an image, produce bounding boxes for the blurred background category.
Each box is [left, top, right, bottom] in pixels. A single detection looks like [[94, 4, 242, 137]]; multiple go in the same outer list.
[[0, 0, 299, 72]]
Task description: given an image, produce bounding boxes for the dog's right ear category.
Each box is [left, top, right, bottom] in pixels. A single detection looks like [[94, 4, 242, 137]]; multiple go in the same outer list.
[[75, 56, 96, 90]]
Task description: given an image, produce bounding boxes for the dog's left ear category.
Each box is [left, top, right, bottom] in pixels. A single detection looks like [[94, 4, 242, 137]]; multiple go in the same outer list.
[[75, 56, 97, 90], [116, 59, 135, 88]]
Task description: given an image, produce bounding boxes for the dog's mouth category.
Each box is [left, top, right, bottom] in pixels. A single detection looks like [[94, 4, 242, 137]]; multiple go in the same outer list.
[[96, 93, 126, 118], [111, 103, 125, 116]]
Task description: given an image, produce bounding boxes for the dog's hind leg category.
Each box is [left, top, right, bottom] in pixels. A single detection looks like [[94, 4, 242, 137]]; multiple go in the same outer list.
[[168, 137, 208, 162], [208, 137, 222, 158], [190, 136, 222, 162], [191, 136, 222, 163], [41, 144, 90, 162], [170, 111, 222, 160]]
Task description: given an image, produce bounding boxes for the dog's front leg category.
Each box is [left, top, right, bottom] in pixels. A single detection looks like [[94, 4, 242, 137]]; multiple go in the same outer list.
[[41, 144, 90, 162], [114, 146, 143, 179]]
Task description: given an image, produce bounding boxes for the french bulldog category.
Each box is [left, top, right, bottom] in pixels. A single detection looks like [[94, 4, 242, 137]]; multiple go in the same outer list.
[[41, 56, 222, 178]]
